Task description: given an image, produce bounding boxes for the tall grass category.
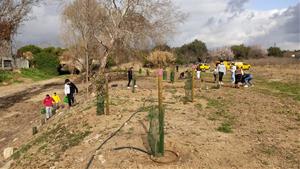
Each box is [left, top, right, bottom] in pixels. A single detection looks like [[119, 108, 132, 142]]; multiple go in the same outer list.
[[0, 70, 14, 82], [20, 68, 55, 81]]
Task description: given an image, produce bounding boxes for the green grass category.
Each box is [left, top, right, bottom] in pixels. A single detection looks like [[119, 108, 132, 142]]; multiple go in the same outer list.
[[12, 124, 91, 160], [217, 121, 233, 133], [208, 109, 233, 121], [11, 144, 32, 160], [0, 70, 14, 83], [195, 103, 203, 111], [20, 68, 55, 81], [256, 79, 300, 101], [261, 145, 277, 156], [207, 98, 225, 109]]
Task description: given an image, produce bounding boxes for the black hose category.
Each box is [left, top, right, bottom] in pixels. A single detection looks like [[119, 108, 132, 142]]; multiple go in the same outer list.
[[113, 146, 151, 155], [85, 107, 146, 169]]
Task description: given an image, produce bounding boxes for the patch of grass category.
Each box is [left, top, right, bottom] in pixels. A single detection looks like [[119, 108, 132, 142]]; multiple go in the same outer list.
[[20, 68, 55, 81], [195, 103, 203, 111], [256, 79, 300, 101], [208, 109, 232, 121], [0, 70, 14, 82], [207, 98, 225, 109], [12, 144, 32, 160], [13, 124, 91, 161], [261, 145, 277, 156], [217, 121, 233, 133], [167, 87, 177, 95], [61, 130, 92, 151]]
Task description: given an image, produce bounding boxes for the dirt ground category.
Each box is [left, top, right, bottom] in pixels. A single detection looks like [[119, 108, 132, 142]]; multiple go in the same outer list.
[[0, 61, 299, 169]]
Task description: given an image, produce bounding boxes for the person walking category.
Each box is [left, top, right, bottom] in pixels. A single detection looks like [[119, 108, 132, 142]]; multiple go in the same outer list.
[[64, 79, 72, 108], [52, 92, 61, 109], [176, 65, 179, 72], [217, 61, 226, 85], [43, 94, 54, 120], [69, 80, 78, 105], [127, 67, 133, 89]]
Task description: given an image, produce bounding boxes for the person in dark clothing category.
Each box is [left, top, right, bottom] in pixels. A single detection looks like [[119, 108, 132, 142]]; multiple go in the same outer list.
[[65, 79, 78, 106], [127, 67, 133, 88], [234, 66, 244, 88], [242, 73, 253, 87], [176, 65, 179, 72]]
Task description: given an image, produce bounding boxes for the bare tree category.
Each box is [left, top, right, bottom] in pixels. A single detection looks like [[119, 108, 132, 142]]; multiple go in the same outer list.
[[248, 45, 267, 58], [0, 0, 40, 58], [62, 0, 110, 96], [62, 0, 185, 108]]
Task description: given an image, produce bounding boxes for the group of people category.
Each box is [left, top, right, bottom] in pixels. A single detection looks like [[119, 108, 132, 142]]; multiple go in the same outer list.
[[42, 79, 78, 120], [214, 61, 253, 88]]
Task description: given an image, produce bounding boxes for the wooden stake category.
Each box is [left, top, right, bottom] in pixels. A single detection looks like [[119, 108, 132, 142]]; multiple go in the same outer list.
[[191, 69, 195, 102], [105, 74, 109, 115]]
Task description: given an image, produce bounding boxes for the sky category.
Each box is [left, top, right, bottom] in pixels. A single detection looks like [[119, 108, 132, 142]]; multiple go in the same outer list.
[[15, 0, 300, 50]]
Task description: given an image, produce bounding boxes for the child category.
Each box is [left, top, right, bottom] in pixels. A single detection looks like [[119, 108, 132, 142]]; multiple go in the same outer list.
[[196, 67, 201, 80], [230, 63, 236, 84], [43, 94, 54, 120], [213, 67, 218, 82], [52, 92, 61, 109]]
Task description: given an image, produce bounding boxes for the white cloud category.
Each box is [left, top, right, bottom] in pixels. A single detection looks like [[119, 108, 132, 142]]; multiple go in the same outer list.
[[14, 1, 62, 48], [171, 0, 299, 50], [14, 0, 300, 50]]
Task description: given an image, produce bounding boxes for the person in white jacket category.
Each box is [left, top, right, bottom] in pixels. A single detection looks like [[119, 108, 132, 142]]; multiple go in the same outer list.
[[64, 79, 71, 108], [217, 61, 226, 85], [230, 63, 237, 84]]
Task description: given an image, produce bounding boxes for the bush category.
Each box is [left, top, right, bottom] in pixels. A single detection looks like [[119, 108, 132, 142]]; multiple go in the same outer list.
[[175, 39, 208, 64], [32, 52, 60, 76], [231, 44, 250, 59], [106, 56, 117, 68], [268, 47, 283, 57], [18, 45, 42, 55], [147, 50, 175, 67], [0, 70, 14, 82]]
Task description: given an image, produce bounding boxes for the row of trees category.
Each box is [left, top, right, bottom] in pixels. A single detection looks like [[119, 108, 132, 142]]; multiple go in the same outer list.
[[146, 40, 288, 66], [230, 45, 284, 59]]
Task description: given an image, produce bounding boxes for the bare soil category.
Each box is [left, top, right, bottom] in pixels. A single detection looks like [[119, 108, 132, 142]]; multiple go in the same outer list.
[[0, 63, 299, 169]]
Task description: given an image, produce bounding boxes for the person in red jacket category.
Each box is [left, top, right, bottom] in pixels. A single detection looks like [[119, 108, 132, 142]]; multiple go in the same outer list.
[[43, 94, 54, 120]]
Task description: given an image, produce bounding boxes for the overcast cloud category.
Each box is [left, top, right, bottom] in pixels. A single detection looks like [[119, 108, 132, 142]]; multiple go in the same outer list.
[[15, 0, 300, 50]]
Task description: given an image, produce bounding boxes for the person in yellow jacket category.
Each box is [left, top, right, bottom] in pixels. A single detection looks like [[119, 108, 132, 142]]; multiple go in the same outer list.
[[52, 92, 61, 109]]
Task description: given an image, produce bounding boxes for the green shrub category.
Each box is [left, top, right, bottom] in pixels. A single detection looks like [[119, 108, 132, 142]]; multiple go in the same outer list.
[[106, 56, 117, 68], [0, 70, 14, 82], [18, 45, 42, 55], [32, 52, 59, 76], [217, 122, 233, 133], [21, 68, 53, 81]]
